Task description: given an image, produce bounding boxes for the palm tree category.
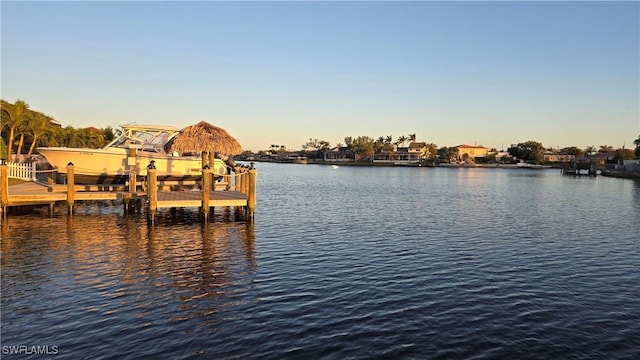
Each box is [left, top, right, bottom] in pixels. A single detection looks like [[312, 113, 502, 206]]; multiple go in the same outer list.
[[26, 112, 52, 156], [599, 145, 614, 153], [1, 99, 30, 162], [56, 126, 77, 147], [425, 143, 438, 159], [385, 135, 393, 144], [397, 135, 407, 147], [448, 146, 460, 161], [584, 145, 596, 156], [40, 127, 63, 147], [14, 121, 28, 161], [374, 137, 384, 153], [75, 128, 104, 148], [0, 137, 7, 159], [407, 133, 416, 144], [102, 126, 120, 145]]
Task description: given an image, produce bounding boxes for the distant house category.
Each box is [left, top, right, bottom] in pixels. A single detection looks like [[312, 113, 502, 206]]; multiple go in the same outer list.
[[593, 151, 616, 162], [543, 152, 575, 162], [408, 142, 429, 158], [493, 151, 511, 159], [456, 144, 489, 159], [324, 147, 354, 162], [373, 142, 426, 164]]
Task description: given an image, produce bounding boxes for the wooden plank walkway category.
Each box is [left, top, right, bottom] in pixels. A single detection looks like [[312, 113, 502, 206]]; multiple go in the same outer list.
[[4, 182, 133, 205], [157, 190, 248, 208]]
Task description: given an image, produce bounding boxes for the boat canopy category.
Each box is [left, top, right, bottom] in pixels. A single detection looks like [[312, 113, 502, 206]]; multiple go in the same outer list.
[[104, 125, 182, 153], [120, 124, 180, 132]]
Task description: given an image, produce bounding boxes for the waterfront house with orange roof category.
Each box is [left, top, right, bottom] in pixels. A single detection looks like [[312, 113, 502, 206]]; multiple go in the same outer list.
[[455, 144, 489, 160]]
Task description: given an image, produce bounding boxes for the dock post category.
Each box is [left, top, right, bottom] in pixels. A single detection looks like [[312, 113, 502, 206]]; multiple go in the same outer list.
[[47, 170, 54, 192], [66, 163, 75, 215], [235, 168, 242, 192], [202, 166, 211, 221], [243, 166, 250, 195], [240, 168, 247, 194], [201, 151, 209, 169], [248, 163, 257, 219], [147, 161, 157, 225], [1, 159, 8, 218], [209, 152, 216, 173], [127, 169, 137, 213], [127, 145, 139, 214], [46, 170, 55, 214], [223, 173, 231, 191]]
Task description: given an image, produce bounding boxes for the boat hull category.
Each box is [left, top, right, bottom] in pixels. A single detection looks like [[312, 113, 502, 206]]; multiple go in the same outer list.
[[36, 147, 228, 184]]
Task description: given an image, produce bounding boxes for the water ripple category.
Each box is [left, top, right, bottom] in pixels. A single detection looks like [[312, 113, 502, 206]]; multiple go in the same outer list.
[[2, 167, 639, 359]]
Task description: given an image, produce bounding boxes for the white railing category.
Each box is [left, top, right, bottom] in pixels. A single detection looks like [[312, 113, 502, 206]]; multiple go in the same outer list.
[[7, 162, 37, 181]]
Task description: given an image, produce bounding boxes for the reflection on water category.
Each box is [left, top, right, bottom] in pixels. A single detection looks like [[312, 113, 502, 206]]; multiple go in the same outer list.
[[2, 166, 639, 359], [1, 209, 256, 358]]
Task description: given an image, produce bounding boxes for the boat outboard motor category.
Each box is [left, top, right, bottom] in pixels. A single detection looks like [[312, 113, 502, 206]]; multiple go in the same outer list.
[[215, 152, 238, 175], [215, 152, 237, 168]]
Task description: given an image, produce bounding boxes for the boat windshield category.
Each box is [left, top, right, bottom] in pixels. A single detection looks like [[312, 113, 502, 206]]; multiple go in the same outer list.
[[105, 127, 178, 153]]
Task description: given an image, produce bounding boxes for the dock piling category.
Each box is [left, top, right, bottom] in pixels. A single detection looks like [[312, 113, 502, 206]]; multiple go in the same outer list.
[[47, 171, 54, 192], [1, 160, 8, 218], [243, 167, 250, 195], [66, 163, 75, 214], [147, 161, 157, 224], [208, 152, 215, 173], [248, 164, 256, 219], [126, 145, 139, 213], [202, 167, 211, 221]]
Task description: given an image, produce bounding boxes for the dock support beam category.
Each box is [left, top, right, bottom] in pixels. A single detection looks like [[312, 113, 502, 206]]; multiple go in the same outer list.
[[47, 170, 55, 214], [66, 163, 75, 215], [1, 160, 8, 219], [202, 167, 211, 221], [237, 167, 243, 194], [223, 173, 231, 191], [248, 164, 257, 220], [125, 145, 139, 214], [147, 162, 157, 225], [243, 167, 250, 195], [209, 152, 216, 173]]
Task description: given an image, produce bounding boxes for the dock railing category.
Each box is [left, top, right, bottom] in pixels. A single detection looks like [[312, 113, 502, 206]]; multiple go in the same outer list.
[[6, 161, 37, 181]]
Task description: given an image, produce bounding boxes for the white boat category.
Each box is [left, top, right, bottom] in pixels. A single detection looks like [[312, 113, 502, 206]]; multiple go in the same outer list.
[[294, 156, 308, 164], [37, 124, 231, 184]]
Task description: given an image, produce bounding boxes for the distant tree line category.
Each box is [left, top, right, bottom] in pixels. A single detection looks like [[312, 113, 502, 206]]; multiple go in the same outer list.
[[507, 140, 638, 163], [294, 135, 640, 163], [299, 134, 439, 161], [1, 99, 118, 162]]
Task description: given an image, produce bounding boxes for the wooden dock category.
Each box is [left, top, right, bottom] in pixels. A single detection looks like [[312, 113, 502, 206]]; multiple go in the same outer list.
[[1, 160, 257, 223]]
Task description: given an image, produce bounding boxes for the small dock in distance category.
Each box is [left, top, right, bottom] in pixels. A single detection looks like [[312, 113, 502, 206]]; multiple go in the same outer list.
[[1, 160, 257, 224]]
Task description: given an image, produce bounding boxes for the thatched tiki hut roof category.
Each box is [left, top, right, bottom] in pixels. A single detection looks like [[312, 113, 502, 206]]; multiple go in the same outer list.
[[165, 121, 242, 156]]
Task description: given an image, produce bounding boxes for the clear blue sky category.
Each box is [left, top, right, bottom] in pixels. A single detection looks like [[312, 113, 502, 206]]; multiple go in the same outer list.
[[2, 1, 638, 152]]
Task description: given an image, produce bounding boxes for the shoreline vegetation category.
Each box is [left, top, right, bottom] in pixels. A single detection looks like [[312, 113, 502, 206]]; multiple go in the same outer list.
[[246, 157, 554, 169], [2, 99, 640, 180]]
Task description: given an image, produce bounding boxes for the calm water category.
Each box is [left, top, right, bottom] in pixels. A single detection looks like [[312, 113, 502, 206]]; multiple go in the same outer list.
[[2, 164, 639, 359]]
